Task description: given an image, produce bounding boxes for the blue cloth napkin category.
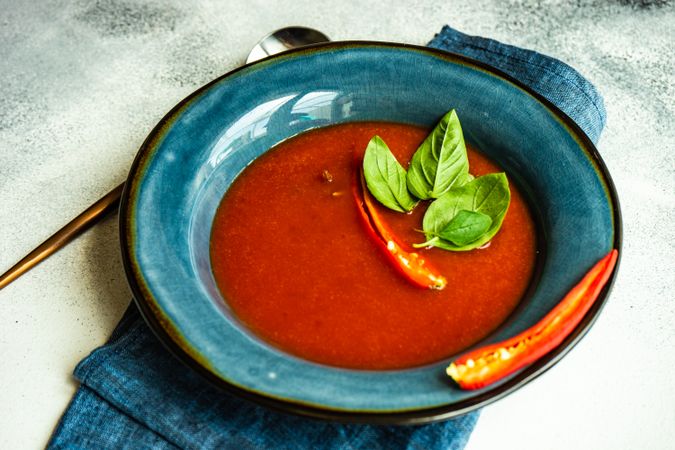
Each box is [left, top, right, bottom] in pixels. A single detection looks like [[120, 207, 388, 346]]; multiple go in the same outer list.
[[48, 26, 606, 450]]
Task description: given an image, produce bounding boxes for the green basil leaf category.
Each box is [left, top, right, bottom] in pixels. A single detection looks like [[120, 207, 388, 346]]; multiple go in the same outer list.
[[436, 210, 492, 246], [418, 173, 510, 251], [363, 135, 417, 212], [406, 109, 470, 199]]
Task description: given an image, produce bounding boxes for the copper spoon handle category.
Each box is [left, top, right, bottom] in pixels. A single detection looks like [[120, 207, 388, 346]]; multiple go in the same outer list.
[[0, 183, 124, 290]]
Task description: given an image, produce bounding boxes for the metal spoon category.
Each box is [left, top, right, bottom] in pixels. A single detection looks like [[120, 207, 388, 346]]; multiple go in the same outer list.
[[0, 27, 330, 291], [246, 26, 329, 64]]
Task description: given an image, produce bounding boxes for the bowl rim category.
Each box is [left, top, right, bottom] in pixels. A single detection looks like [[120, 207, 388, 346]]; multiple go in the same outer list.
[[119, 40, 622, 424]]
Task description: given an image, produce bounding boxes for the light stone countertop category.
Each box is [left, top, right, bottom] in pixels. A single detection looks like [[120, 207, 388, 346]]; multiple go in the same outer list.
[[1, 1, 673, 449]]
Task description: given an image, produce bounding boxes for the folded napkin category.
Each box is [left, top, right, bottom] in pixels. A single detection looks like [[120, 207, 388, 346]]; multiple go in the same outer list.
[[49, 26, 606, 450]]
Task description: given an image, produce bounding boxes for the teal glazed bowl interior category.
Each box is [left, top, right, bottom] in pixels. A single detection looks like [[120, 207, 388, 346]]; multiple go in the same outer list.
[[120, 42, 620, 423]]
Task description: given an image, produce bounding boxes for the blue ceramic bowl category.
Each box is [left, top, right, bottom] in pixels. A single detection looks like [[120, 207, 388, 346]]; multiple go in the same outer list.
[[120, 42, 621, 423]]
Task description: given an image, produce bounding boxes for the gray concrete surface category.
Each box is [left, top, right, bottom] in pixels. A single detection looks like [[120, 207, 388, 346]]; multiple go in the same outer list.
[[1, 1, 673, 449]]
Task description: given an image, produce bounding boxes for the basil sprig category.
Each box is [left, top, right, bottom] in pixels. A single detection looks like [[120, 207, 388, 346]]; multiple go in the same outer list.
[[406, 109, 470, 200], [363, 135, 417, 212], [415, 173, 510, 251], [361, 109, 511, 252]]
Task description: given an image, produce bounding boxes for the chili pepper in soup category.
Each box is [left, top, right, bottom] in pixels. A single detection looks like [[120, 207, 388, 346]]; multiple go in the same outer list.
[[210, 122, 538, 370]]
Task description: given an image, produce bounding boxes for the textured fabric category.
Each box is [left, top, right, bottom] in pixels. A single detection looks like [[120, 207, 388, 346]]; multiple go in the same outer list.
[[428, 26, 606, 144], [49, 25, 606, 450], [49, 306, 478, 450]]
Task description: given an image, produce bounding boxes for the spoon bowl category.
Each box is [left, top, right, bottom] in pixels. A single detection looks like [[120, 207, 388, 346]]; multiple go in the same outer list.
[[246, 27, 330, 64]]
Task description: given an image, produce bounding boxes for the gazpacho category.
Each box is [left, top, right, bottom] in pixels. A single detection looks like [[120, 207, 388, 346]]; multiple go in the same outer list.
[[210, 118, 538, 370]]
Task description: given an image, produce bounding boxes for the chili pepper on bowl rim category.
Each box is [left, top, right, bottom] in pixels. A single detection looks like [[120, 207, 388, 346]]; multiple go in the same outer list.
[[447, 249, 618, 390]]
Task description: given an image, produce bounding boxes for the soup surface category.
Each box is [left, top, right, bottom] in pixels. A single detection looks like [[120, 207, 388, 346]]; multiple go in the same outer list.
[[211, 122, 537, 370]]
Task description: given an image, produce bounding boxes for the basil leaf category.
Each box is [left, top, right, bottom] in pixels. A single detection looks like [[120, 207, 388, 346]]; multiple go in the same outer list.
[[414, 210, 492, 248], [437, 210, 492, 246], [363, 135, 417, 212], [406, 109, 470, 199], [418, 173, 510, 251]]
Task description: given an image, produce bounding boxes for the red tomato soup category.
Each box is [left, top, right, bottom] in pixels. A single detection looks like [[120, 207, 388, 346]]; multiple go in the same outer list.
[[210, 123, 538, 370]]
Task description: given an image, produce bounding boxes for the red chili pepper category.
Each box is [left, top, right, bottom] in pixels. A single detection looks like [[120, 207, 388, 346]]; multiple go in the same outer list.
[[352, 167, 447, 290], [447, 249, 618, 389]]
